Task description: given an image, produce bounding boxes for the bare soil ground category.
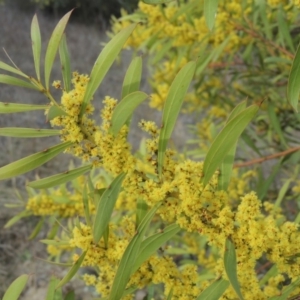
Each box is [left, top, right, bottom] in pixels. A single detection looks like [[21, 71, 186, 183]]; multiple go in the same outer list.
[[0, 2, 195, 299]]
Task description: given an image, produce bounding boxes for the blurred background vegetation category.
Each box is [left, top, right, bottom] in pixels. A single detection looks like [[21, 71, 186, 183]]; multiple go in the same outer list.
[[2, 0, 139, 24]]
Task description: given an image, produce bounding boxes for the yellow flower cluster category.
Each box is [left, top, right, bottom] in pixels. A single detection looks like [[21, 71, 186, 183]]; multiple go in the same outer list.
[[50, 73, 136, 175], [36, 69, 300, 299], [111, 0, 299, 134], [26, 179, 95, 217], [69, 222, 130, 297]]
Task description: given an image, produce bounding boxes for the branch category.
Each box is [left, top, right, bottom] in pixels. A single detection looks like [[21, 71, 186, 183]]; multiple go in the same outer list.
[[234, 146, 300, 168]]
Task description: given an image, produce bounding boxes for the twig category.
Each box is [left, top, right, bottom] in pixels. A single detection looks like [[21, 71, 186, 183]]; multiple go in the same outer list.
[[233, 18, 294, 59], [234, 146, 300, 168]]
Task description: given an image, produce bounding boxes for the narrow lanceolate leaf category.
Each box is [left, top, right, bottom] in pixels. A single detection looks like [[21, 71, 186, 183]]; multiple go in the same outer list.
[[59, 34, 71, 92], [166, 288, 173, 300], [93, 173, 126, 243], [44, 10, 72, 90], [202, 105, 258, 186], [268, 102, 289, 149], [46, 276, 60, 300], [218, 101, 247, 190], [136, 198, 148, 228], [82, 183, 91, 227], [158, 61, 196, 177], [122, 56, 142, 99], [259, 265, 278, 286], [0, 102, 48, 113], [56, 251, 87, 289], [2, 274, 29, 300], [31, 14, 42, 81], [28, 217, 45, 240], [268, 277, 300, 300], [0, 74, 40, 90], [80, 23, 136, 118], [204, 0, 219, 31], [287, 42, 300, 112], [27, 164, 92, 189], [0, 128, 60, 138], [0, 61, 27, 78], [0, 141, 72, 180], [47, 105, 68, 121], [40, 239, 70, 247], [109, 202, 161, 300], [4, 210, 32, 228], [197, 278, 229, 300], [111, 91, 148, 136], [132, 223, 180, 274], [224, 238, 244, 300], [277, 7, 295, 52]]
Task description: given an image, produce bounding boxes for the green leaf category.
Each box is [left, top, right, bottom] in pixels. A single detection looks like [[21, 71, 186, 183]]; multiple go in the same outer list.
[[257, 158, 283, 200], [59, 34, 71, 92], [47, 105, 68, 121], [166, 288, 173, 300], [28, 217, 45, 240], [217, 101, 247, 190], [204, 0, 219, 31], [46, 276, 63, 300], [80, 23, 136, 117], [136, 198, 148, 228], [0, 74, 39, 90], [267, 102, 289, 149], [224, 238, 244, 300], [0, 61, 27, 78], [82, 183, 92, 227], [257, 0, 272, 39], [287, 41, 300, 112], [56, 251, 87, 289], [93, 173, 126, 243], [4, 210, 32, 228], [122, 286, 138, 298], [0, 141, 72, 180], [151, 39, 173, 65], [31, 14, 42, 81], [202, 105, 258, 186], [196, 37, 229, 76], [103, 225, 109, 249], [277, 7, 295, 52], [197, 278, 229, 300], [132, 223, 180, 274], [269, 277, 300, 300], [122, 56, 142, 99], [36, 257, 72, 267], [241, 131, 261, 156], [27, 164, 92, 189], [259, 265, 277, 286], [109, 202, 161, 300], [0, 102, 48, 113], [40, 239, 70, 246], [0, 128, 60, 138], [64, 290, 75, 300], [158, 61, 196, 177], [217, 146, 236, 191], [111, 91, 148, 136], [275, 179, 292, 208], [2, 274, 29, 300], [44, 10, 72, 90]]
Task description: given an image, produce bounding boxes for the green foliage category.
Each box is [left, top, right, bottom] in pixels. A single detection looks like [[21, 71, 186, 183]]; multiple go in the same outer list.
[[2, 1, 300, 299], [2, 274, 29, 300]]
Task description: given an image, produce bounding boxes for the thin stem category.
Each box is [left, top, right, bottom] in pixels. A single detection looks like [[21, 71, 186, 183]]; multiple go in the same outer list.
[[234, 146, 300, 168]]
